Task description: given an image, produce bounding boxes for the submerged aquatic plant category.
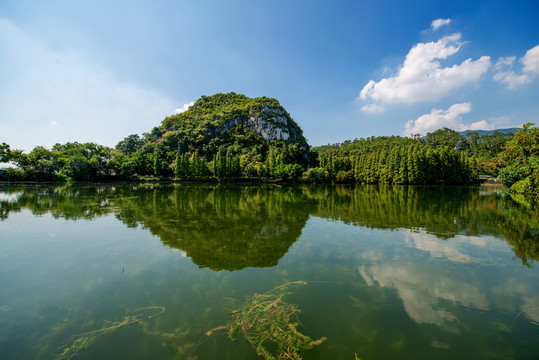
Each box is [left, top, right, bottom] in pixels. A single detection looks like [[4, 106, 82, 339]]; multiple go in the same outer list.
[[57, 306, 165, 360], [206, 281, 326, 360]]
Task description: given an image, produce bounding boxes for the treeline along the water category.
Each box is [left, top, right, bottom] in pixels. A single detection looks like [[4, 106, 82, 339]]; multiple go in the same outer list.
[[1, 93, 537, 198], [0, 128, 514, 185]]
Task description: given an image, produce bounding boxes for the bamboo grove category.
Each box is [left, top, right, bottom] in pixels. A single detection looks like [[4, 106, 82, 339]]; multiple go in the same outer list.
[[312, 144, 475, 185]]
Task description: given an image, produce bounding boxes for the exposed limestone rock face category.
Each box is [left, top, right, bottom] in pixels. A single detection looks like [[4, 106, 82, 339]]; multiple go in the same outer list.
[[251, 106, 291, 141], [222, 106, 292, 142]]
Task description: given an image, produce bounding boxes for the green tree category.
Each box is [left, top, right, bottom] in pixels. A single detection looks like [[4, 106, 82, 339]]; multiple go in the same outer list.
[[214, 146, 227, 177], [426, 127, 466, 150], [61, 154, 90, 180], [116, 134, 145, 154], [226, 149, 241, 177], [107, 149, 134, 178], [174, 153, 182, 178], [302, 167, 328, 183], [0, 142, 11, 162], [189, 150, 207, 177], [498, 123, 539, 198], [14, 146, 59, 181], [154, 151, 164, 176]]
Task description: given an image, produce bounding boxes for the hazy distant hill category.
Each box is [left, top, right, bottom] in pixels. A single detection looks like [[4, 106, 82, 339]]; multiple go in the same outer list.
[[457, 128, 520, 136]]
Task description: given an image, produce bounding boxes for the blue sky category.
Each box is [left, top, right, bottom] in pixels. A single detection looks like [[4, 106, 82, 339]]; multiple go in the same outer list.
[[1, 0, 538, 151]]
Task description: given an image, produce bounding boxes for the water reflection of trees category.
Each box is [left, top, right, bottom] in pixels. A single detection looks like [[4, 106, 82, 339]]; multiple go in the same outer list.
[[0, 184, 312, 270], [1, 183, 537, 267], [307, 185, 497, 237], [113, 185, 312, 270], [0, 184, 115, 221], [305, 185, 538, 266]]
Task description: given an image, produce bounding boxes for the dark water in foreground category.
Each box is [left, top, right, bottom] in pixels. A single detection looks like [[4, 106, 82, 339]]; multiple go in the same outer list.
[[0, 183, 538, 359]]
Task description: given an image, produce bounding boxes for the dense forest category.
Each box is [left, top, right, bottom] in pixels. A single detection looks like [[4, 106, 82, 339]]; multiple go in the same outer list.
[[0, 92, 537, 199]]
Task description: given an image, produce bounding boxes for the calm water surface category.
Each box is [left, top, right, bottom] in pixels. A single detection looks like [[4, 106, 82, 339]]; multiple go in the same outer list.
[[0, 184, 538, 359]]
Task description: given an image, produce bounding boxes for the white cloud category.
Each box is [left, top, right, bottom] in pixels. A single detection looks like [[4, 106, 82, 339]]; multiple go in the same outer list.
[[522, 44, 539, 74], [0, 19, 178, 151], [359, 33, 491, 106], [465, 120, 492, 131], [493, 56, 532, 89], [361, 103, 384, 113], [174, 102, 194, 114], [493, 44, 539, 89], [493, 69, 530, 89], [431, 18, 451, 31], [405, 102, 496, 136], [495, 56, 517, 68]]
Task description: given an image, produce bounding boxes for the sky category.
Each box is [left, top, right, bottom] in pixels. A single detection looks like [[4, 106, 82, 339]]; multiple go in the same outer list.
[[1, 0, 538, 151]]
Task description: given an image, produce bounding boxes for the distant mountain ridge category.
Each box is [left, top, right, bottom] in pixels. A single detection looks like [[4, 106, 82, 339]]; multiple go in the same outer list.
[[457, 128, 520, 136]]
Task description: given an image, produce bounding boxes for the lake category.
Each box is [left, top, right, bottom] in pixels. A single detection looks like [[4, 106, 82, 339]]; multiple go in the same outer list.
[[0, 183, 538, 359]]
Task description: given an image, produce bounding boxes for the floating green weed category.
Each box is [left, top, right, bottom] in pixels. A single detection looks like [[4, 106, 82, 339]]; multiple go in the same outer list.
[[206, 281, 326, 360], [57, 306, 165, 360]]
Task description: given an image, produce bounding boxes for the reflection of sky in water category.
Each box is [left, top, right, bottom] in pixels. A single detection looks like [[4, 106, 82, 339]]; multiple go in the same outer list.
[[0, 192, 21, 202], [359, 263, 486, 332], [357, 228, 539, 330]]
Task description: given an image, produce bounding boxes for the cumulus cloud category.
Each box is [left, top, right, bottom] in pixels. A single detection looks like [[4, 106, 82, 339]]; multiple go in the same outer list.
[[493, 56, 532, 88], [174, 102, 194, 114], [0, 19, 179, 151], [359, 33, 491, 106], [494, 44, 539, 89], [361, 103, 385, 113], [431, 18, 451, 31], [522, 44, 539, 74], [405, 102, 495, 136]]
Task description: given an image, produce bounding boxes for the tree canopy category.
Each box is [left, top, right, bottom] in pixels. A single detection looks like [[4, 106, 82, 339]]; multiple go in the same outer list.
[[498, 123, 539, 199]]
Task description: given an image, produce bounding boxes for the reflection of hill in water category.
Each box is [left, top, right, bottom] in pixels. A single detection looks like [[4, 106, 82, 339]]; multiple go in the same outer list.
[[1, 183, 537, 267], [114, 185, 312, 270]]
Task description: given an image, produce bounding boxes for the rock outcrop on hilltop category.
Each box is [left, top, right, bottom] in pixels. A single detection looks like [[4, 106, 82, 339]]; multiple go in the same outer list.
[[220, 105, 293, 142]]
